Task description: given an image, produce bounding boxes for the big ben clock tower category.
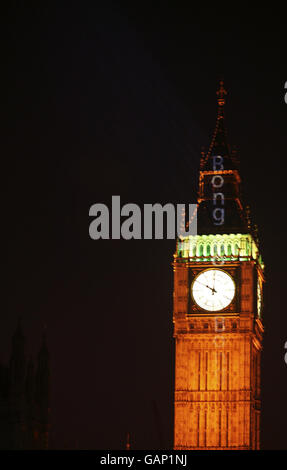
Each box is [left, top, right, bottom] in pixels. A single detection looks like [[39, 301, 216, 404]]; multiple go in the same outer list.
[[173, 82, 264, 450]]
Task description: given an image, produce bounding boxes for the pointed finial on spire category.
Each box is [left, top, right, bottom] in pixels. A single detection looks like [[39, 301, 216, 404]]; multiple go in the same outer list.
[[126, 432, 131, 450], [216, 80, 227, 107]]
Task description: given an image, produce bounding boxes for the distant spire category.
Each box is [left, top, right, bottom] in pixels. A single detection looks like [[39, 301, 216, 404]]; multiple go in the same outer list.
[[10, 318, 26, 393], [38, 327, 49, 366], [25, 356, 35, 403], [126, 432, 131, 450], [35, 327, 50, 410]]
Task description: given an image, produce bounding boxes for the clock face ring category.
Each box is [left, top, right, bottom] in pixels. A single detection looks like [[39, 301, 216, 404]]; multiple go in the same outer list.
[[192, 269, 235, 312]]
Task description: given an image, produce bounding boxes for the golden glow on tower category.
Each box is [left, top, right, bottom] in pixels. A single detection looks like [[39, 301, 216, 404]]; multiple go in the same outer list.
[[173, 253, 264, 449], [173, 83, 264, 450]]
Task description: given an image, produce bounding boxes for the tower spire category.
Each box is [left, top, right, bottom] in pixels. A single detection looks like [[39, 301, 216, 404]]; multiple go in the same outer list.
[[125, 432, 131, 450], [200, 80, 237, 172], [9, 317, 26, 393], [197, 81, 248, 234], [208, 79, 229, 160]]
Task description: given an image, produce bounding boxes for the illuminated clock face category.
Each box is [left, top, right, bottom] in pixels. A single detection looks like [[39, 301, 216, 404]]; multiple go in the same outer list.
[[192, 269, 235, 312]]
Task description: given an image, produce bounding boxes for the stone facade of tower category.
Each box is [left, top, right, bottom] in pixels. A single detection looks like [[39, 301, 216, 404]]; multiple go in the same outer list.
[[173, 83, 264, 450]]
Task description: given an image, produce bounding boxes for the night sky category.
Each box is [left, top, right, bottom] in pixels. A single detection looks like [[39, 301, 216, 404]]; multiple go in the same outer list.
[[2, 4, 286, 449]]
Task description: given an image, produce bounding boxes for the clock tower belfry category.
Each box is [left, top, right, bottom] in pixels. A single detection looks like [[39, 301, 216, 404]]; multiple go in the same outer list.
[[173, 82, 264, 450]]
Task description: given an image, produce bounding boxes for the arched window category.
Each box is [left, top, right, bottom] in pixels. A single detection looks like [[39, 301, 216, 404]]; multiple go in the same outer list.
[[227, 244, 232, 256], [206, 244, 210, 256], [198, 244, 203, 257], [221, 244, 225, 256]]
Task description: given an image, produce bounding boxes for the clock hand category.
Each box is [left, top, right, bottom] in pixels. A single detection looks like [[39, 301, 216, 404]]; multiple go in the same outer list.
[[210, 271, 216, 295], [211, 285, 217, 294], [195, 279, 217, 294], [195, 279, 211, 289]]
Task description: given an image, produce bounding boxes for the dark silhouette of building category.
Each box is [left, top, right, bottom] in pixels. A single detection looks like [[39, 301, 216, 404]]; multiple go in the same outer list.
[[0, 320, 50, 449]]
